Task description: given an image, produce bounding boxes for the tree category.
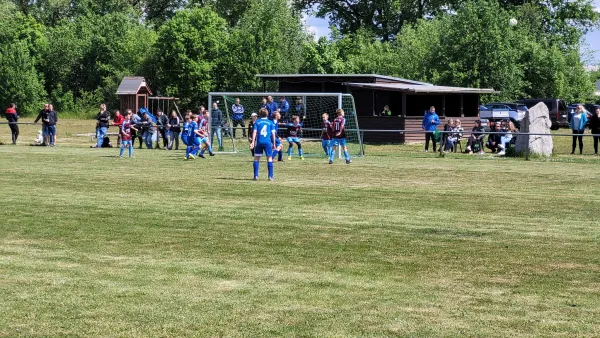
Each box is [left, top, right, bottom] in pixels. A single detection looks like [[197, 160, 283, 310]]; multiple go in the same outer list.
[[151, 7, 228, 106], [188, 0, 253, 27]]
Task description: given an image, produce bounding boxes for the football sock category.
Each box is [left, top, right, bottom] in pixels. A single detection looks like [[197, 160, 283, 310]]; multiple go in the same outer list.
[[253, 161, 259, 178], [267, 162, 274, 178]]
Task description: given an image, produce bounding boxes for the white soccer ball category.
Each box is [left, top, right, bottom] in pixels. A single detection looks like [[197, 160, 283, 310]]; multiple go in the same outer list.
[[509, 18, 518, 26]]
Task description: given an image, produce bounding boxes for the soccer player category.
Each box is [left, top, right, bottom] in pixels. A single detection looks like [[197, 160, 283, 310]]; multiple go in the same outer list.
[[181, 114, 191, 147], [120, 111, 137, 158], [321, 113, 333, 157], [185, 114, 200, 160], [248, 112, 258, 156], [198, 110, 215, 158], [272, 112, 283, 161], [331, 108, 351, 164], [250, 108, 276, 181], [286, 115, 303, 160]]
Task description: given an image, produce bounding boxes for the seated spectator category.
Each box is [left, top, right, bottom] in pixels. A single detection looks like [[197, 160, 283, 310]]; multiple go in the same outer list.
[[466, 120, 486, 154], [453, 119, 464, 152], [380, 105, 392, 116], [486, 122, 504, 153], [443, 119, 456, 152], [498, 121, 517, 155]]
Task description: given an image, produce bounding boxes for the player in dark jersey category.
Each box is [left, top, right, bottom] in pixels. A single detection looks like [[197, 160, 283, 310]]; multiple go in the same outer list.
[[272, 112, 283, 161], [286, 115, 303, 160], [321, 113, 333, 157], [119, 111, 137, 158], [250, 108, 276, 181], [197, 110, 215, 158], [330, 108, 351, 164]]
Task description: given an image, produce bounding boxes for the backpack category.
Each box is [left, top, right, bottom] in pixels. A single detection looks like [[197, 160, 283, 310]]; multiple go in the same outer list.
[[101, 136, 112, 148]]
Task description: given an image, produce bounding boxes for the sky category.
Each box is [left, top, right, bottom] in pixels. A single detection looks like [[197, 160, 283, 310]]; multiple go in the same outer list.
[[305, 1, 600, 65]]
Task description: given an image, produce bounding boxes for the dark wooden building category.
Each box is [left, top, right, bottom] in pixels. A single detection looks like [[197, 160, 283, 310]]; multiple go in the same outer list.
[[257, 74, 497, 143], [116, 77, 152, 114]]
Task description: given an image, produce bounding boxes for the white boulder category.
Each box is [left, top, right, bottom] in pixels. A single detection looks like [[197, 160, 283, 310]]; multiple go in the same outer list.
[[515, 102, 553, 157]]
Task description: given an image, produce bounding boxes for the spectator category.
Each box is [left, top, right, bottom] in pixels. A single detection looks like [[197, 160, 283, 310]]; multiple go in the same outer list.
[[295, 98, 306, 120], [498, 121, 517, 156], [4, 103, 19, 144], [591, 108, 600, 156], [569, 104, 588, 155], [141, 112, 155, 149], [442, 119, 456, 152], [112, 110, 124, 147], [167, 110, 181, 150], [231, 98, 246, 138], [211, 102, 224, 151], [486, 122, 504, 153], [266, 96, 278, 118], [380, 105, 392, 116], [466, 120, 486, 154], [132, 111, 143, 148], [34, 103, 50, 146], [94, 104, 110, 148], [248, 112, 258, 156], [156, 109, 168, 149], [260, 98, 268, 112], [199, 105, 206, 117], [46, 104, 58, 147], [453, 119, 464, 152], [278, 96, 290, 122], [421, 106, 440, 152]]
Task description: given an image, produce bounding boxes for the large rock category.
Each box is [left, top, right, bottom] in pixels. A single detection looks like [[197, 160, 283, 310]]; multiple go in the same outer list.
[[515, 102, 553, 157]]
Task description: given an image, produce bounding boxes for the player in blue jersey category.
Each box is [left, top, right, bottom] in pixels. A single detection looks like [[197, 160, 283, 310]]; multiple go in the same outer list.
[[330, 109, 351, 164], [250, 108, 276, 181], [321, 113, 333, 157], [272, 112, 283, 161], [286, 115, 303, 160], [181, 112, 191, 147], [197, 110, 215, 158], [185, 114, 200, 160]]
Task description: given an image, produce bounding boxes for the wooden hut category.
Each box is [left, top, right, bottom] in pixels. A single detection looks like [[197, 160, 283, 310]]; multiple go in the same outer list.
[[257, 74, 497, 143], [116, 77, 152, 114]]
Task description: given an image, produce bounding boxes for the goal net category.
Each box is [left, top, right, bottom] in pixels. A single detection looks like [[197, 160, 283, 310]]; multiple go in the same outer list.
[[208, 92, 363, 157]]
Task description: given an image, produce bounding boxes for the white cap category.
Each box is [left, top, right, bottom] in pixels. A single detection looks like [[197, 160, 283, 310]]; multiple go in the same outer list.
[[251, 113, 258, 117]]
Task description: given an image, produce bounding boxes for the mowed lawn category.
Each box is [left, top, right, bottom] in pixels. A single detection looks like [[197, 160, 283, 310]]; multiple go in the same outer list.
[[1, 119, 600, 337]]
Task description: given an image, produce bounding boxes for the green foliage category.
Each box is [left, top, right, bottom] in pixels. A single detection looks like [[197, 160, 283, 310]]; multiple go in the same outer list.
[[152, 7, 228, 106]]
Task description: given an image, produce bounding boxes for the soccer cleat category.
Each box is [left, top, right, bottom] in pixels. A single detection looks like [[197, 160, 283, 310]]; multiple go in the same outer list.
[[268, 177, 274, 182], [329, 160, 333, 164], [300, 156, 304, 160], [209, 152, 215, 156], [199, 154, 205, 159], [346, 160, 351, 164], [188, 154, 195, 160], [288, 156, 292, 161], [184, 157, 188, 160], [253, 176, 258, 181]]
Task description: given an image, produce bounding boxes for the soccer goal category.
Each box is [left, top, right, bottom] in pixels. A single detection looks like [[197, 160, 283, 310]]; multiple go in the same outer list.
[[208, 92, 363, 157]]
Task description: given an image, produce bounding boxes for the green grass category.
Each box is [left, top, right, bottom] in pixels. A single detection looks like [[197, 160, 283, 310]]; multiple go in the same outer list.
[[1, 120, 600, 337]]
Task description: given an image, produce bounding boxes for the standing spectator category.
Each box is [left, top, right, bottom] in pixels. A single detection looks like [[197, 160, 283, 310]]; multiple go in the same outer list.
[[260, 98, 268, 112], [466, 120, 486, 154], [34, 103, 50, 146], [486, 122, 504, 153], [591, 108, 600, 156], [156, 110, 168, 149], [112, 110, 124, 147], [95, 104, 110, 148], [295, 98, 306, 120], [569, 105, 588, 155], [167, 110, 181, 150], [266, 96, 278, 119], [248, 112, 258, 156], [4, 103, 19, 144], [46, 104, 58, 147], [132, 111, 143, 148], [231, 98, 246, 138], [421, 106, 440, 152], [211, 102, 224, 151], [141, 112, 155, 149], [380, 105, 392, 116], [278, 96, 290, 122]]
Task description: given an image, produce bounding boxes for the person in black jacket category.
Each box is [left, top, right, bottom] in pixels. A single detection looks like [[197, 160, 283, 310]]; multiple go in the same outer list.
[[486, 122, 504, 153], [94, 104, 110, 148], [167, 110, 181, 150], [34, 103, 50, 146], [466, 120, 486, 154], [591, 108, 600, 156], [155, 110, 168, 149], [247, 112, 258, 156], [4, 103, 19, 144], [46, 104, 58, 146]]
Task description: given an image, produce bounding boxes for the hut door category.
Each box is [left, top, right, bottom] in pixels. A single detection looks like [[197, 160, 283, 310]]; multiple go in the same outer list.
[[137, 95, 147, 110]]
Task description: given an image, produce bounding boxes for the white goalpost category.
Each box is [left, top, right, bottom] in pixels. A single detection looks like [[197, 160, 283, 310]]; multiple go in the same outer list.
[[208, 92, 363, 157]]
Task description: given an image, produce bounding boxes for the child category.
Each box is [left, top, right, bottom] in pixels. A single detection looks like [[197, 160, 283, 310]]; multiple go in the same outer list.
[[185, 114, 200, 160], [272, 112, 283, 161], [250, 108, 276, 181], [330, 109, 351, 164], [443, 119, 456, 153], [286, 115, 303, 160], [321, 113, 333, 157], [120, 111, 137, 158], [198, 111, 215, 158]]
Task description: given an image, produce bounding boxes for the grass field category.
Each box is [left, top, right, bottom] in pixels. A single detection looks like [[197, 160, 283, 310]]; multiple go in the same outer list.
[[1, 119, 600, 337]]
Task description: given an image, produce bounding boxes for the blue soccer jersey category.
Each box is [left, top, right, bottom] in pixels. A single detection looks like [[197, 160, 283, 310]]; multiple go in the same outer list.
[[255, 118, 275, 145], [188, 121, 198, 138]]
